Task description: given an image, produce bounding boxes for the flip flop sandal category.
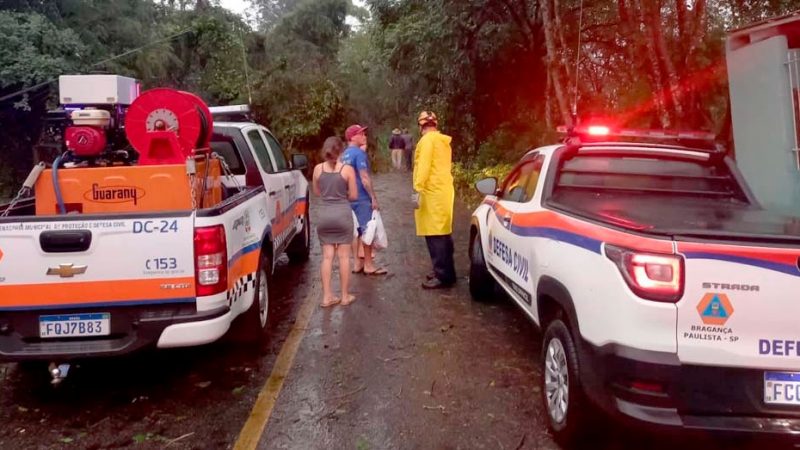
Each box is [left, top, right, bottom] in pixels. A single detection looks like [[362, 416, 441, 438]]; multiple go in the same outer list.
[[321, 297, 341, 308], [341, 295, 357, 306], [364, 267, 388, 276]]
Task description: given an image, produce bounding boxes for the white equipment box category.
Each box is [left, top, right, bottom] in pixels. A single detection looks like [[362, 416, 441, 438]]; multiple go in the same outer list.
[[59, 75, 140, 105]]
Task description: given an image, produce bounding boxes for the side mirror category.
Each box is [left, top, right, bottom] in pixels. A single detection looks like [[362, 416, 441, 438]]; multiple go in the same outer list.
[[475, 177, 498, 196], [291, 153, 309, 171]]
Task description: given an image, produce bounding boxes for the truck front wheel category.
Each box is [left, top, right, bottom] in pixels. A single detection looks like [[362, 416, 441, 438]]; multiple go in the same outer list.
[[469, 230, 496, 301]]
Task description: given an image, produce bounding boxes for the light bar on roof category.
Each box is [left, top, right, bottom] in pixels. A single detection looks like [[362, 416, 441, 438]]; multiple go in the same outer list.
[[557, 125, 716, 142], [209, 104, 251, 115], [586, 125, 611, 136]]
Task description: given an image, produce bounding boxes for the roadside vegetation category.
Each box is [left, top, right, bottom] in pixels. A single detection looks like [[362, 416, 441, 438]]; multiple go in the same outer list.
[[0, 0, 797, 201]]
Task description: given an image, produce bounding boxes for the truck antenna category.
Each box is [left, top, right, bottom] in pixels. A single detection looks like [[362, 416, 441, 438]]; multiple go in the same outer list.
[[571, 0, 585, 126], [239, 30, 253, 105]]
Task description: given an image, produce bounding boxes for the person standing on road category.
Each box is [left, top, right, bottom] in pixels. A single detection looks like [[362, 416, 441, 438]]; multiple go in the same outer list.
[[412, 111, 456, 289], [342, 124, 388, 276], [313, 137, 359, 307], [389, 128, 406, 171], [401, 128, 414, 172]]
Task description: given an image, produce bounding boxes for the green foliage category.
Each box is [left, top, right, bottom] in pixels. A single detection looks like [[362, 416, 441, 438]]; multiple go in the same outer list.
[[250, 0, 349, 155], [2, 0, 800, 200], [0, 11, 85, 88], [452, 161, 513, 207]]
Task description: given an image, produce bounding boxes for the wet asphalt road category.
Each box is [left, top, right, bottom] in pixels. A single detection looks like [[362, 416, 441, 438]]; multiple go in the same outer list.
[[0, 172, 797, 449]]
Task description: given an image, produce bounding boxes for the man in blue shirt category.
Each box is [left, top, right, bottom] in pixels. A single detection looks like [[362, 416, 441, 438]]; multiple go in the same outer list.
[[342, 124, 387, 275]]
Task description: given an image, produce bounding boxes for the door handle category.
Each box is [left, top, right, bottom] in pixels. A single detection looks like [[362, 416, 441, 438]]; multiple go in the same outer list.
[[269, 191, 278, 197], [284, 185, 292, 190], [502, 214, 512, 228]]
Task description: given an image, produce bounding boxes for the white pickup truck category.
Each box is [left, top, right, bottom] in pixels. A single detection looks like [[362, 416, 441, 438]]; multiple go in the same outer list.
[[0, 117, 310, 368], [470, 126, 800, 443]]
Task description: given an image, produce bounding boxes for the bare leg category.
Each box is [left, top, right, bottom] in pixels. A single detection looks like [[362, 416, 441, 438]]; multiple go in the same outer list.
[[337, 244, 355, 305], [363, 243, 374, 272], [352, 237, 364, 272], [321, 244, 338, 306]]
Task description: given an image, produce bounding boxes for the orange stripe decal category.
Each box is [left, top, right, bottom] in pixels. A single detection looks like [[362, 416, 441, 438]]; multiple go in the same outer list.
[[0, 277, 196, 308]]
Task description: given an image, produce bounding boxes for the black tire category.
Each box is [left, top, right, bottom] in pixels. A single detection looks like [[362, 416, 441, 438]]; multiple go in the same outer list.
[[469, 230, 496, 301], [287, 199, 311, 264], [541, 318, 591, 447], [239, 252, 273, 342]]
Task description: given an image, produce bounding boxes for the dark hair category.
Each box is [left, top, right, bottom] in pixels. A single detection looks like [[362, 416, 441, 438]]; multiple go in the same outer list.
[[321, 136, 344, 163]]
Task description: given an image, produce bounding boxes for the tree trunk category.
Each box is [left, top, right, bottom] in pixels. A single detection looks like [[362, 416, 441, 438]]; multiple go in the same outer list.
[[541, 0, 572, 125], [633, 0, 671, 127]]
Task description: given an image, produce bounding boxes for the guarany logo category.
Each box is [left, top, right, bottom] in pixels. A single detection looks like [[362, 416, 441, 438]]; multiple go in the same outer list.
[[83, 184, 145, 205]]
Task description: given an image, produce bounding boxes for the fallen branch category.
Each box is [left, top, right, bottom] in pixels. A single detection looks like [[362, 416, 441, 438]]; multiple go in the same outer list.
[[165, 432, 194, 447], [422, 404, 446, 414], [88, 417, 109, 429], [515, 433, 526, 450], [317, 400, 352, 422], [377, 354, 414, 363]]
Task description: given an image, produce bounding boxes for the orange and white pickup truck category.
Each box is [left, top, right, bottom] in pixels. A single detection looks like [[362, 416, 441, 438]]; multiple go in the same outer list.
[[0, 76, 310, 379]]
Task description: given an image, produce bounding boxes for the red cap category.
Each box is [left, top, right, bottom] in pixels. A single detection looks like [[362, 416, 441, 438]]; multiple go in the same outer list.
[[345, 124, 368, 141]]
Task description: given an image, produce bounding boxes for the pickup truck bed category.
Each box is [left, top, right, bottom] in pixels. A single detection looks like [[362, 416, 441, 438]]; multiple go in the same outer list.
[[549, 191, 800, 244]]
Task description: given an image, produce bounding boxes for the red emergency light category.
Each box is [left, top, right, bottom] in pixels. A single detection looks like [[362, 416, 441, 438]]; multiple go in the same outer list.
[[557, 124, 716, 142]]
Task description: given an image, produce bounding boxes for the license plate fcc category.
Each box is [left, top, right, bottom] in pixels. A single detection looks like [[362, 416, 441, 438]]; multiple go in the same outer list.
[[764, 371, 800, 406], [39, 313, 111, 338]]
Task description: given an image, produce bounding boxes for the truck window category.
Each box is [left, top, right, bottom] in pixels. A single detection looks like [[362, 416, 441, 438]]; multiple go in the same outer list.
[[209, 135, 245, 174], [556, 153, 747, 201], [263, 131, 289, 172], [501, 155, 545, 203], [247, 129, 276, 173]]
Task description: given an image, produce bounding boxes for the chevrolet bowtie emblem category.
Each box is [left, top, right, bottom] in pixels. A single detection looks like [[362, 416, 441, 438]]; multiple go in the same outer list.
[[46, 264, 88, 278]]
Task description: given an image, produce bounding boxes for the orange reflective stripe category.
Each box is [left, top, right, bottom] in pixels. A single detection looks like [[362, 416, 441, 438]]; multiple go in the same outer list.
[[228, 251, 260, 289], [0, 277, 196, 308]]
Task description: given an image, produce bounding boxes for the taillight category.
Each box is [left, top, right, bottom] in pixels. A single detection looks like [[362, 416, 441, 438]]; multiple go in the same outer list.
[[605, 244, 683, 302], [194, 225, 227, 297]]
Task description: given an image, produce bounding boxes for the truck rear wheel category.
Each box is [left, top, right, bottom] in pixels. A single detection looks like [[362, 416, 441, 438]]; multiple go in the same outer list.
[[240, 252, 273, 342], [469, 231, 496, 301], [541, 318, 591, 447], [287, 201, 311, 264]]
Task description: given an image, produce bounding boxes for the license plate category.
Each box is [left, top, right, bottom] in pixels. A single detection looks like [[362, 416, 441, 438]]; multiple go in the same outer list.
[[764, 371, 800, 405], [39, 313, 110, 338]]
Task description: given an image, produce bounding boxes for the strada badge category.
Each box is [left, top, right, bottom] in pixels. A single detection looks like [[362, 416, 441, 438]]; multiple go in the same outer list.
[[702, 282, 759, 292]]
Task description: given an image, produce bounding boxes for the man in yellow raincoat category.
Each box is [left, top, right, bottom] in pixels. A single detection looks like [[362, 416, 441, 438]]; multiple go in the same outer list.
[[413, 111, 456, 289]]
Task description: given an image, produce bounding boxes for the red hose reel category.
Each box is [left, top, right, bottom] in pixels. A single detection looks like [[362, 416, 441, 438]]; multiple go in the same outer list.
[[124, 88, 213, 165]]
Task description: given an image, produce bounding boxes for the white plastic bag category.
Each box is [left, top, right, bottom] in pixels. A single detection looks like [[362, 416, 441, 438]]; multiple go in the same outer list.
[[361, 210, 388, 249], [362, 211, 377, 245], [352, 210, 359, 238], [374, 211, 388, 249]]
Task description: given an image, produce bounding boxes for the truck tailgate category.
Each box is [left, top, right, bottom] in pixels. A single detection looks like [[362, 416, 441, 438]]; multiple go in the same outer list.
[[677, 240, 800, 370], [0, 215, 195, 311]]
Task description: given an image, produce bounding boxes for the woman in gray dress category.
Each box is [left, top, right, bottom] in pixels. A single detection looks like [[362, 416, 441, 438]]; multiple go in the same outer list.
[[313, 137, 358, 307]]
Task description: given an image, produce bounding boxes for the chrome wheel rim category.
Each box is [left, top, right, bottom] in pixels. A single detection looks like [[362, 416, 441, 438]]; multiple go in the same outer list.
[[545, 338, 569, 423], [258, 269, 269, 327]]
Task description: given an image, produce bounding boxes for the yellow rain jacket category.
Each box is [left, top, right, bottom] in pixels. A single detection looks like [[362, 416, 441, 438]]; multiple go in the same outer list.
[[413, 130, 454, 236]]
